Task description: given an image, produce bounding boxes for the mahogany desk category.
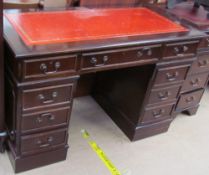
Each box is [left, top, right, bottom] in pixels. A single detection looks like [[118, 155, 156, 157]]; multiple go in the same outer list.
[[3, 5, 206, 172]]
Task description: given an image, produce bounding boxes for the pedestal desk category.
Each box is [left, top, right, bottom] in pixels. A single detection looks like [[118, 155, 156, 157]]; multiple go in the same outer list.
[[3, 5, 207, 172]]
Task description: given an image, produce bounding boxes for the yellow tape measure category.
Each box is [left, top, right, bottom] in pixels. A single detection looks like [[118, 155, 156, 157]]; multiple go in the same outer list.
[[81, 129, 122, 175]]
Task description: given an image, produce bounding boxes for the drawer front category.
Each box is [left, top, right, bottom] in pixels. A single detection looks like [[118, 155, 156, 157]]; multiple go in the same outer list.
[[176, 89, 204, 111], [199, 36, 209, 49], [148, 86, 180, 104], [141, 104, 174, 124], [190, 54, 209, 73], [21, 128, 67, 154], [154, 65, 189, 86], [23, 55, 77, 80], [81, 45, 161, 70], [181, 73, 209, 92], [22, 84, 73, 111], [163, 41, 198, 59], [21, 107, 71, 132]]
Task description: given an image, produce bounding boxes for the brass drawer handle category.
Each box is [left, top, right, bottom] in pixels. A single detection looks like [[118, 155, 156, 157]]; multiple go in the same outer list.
[[40, 61, 61, 75], [144, 47, 152, 56], [90, 56, 109, 67], [38, 91, 58, 104], [198, 59, 209, 68], [190, 78, 200, 87], [173, 46, 188, 56], [185, 96, 195, 104], [137, 48, 152, 58], [152, 109, 165, 118], [36, 113, 55, 123], [37, 136, 54, 148], [137, 51, 143, 58], [206, 38, 209, 47], [183, 45, 189, 52], [174, 47, 180, 54], [36, 117, 43, 123], [166, 71, 179, 81], [158, 91, 171, 101], [147, 49, 152, 56]]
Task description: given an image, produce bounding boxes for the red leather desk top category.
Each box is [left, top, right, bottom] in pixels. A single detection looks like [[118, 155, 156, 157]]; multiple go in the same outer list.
[[4, 7, 187, 45]]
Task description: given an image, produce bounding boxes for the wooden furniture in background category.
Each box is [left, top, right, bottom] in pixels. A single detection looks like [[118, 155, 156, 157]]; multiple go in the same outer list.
[[0, 0, 6, 153], [80, 0, 138, 7], [3, 0, 42, 9], [169, 2, 209, 115], [79, 0, 158, 7], [3, 0, 164, 9], [4, 5, 205, 172]]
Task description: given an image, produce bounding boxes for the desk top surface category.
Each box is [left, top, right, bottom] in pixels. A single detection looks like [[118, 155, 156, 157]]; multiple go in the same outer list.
[[3, 6, 205, 58], [5, 7, 187, 46]]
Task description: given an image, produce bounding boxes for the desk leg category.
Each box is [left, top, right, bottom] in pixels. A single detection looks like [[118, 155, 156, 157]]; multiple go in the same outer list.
[[183, 106, 199, 116]]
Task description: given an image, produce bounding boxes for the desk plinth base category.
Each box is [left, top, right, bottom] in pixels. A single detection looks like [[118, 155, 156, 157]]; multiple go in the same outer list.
[[183, 105, 199, 116], [7, 140, 68, 173], [132, 120, 172, 141], [93, 94, 172, 141], [0, 132, 7, 153]]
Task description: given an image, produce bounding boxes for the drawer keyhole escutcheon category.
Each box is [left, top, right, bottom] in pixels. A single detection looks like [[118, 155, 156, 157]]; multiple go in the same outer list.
[[36, 136, 54, 148], [166, 71, 179, 81], [38, 91, 58, 104], [137, 51, 143, 58], [90, 57, 97, 64], [185, 96, 195, 104], [40, 61, 61, 75], [152, 109, 165, 118], [158, 91, 171, 100]]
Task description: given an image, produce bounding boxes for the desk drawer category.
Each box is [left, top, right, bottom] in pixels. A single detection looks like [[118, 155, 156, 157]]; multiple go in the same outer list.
[[199, 36, 209, 49], [81, 45, 161, 71], [163, 41, 198, 59], [190, 54, 209, 73], [21, 107, 71, 133], [148, 85, 180, 104], [154, 65, 189, 86], [141, 104, 174, 124], [22, 84, 73, 111], [181, 73, 208, 92], [23, 55, 77, 80], [176, 89, 204, 111], [20, 128, 67, 155]]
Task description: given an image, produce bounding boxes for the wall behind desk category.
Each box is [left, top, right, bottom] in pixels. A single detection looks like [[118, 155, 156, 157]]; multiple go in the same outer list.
[[43, 0, 70, 7], [43, 0, 166, 8]]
